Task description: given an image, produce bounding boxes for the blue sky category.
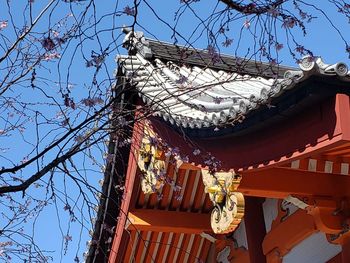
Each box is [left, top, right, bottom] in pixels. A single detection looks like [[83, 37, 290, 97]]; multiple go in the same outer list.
[[139, 0, 350, 65]]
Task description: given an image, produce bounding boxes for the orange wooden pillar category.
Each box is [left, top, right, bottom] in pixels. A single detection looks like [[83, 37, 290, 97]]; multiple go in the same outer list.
[[244, 196, 267, 263]]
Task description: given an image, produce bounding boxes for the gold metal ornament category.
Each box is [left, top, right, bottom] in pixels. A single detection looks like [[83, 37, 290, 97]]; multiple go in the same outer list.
[[137, 128, 165, 194], [201, 170, 245, 234]]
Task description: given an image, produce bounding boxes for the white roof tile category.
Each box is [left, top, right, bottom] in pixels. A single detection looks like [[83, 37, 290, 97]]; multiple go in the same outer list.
[[117, 34, 350, 129]]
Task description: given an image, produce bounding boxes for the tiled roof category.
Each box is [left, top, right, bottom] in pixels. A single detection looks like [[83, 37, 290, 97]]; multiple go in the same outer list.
[[118, 31, 349, 129], [146, 39, 292, 79]]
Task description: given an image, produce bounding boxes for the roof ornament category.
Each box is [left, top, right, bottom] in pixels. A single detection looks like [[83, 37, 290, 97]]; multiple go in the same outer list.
[[137, 126, 165, 194], [122, 26, 153, 59], [315, 57, 348, 77], [283, 70, 304, 81], [299, 56, 349, 77], [299, 56, 317, 72], [201, 170, 245, 234]]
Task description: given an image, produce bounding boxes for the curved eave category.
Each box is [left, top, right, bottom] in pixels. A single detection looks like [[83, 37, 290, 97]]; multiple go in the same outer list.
[[117, 52, 350, 133], [174, 75, 350, 138], [147, 91, 350, 171]]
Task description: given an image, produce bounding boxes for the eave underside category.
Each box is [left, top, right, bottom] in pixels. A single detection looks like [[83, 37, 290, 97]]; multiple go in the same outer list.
[[114, 164, 215, 263], [108, 92, 350, 263]]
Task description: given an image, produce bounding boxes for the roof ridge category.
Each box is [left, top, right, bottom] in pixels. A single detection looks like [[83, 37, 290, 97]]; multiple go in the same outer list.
[[121, 29, 295, 78], [145, 37, 293, 69]]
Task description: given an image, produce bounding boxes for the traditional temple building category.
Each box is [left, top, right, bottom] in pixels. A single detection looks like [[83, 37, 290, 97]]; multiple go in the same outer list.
[[87, 29, 350, 263]]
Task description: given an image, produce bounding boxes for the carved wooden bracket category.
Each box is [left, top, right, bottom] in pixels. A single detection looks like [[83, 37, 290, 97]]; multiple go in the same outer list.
[[306, 197, 350, 245], [201, 170, 245, 234], [137, 128, 165, 194], [264, 195, 350, 261]]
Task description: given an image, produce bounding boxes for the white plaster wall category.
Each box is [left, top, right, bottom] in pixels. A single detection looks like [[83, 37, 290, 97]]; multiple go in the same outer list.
[[233, 220, 248, 249], [283, 232, 341, 263], [263, 198, 278, 232], [263, 198, 300, 233]]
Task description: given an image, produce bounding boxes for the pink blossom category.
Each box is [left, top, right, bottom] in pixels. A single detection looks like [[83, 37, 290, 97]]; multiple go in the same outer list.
[[44, 52, 61, 61], [52, 30, 60, 37], [207, 44, 220, 64], [213, 97, 224, 104], [0, 241, 13, 247], [268, 8, 279, 17], [193, 149, 201, 156], [0, 21, 8, 30], [176, 75, 188, 84], [171, 147, 180, 156], [222, 38, 233, 47], [243, 19, 250, 29], [275, 43, 284, 51], [282, 18, 296, 28], [156, 193, 163, 201], [175, 194, 183, 201], [295, 45, 305, 54], [173, 185, 182, 191], [64, 235, 72, 241], [81, 97, 103, 107], [74, 135, 84, 143], [41, 37, 55, 51], [61, 118, 69, 126], [64, 95, 76, 109], [181, 155, 189, 162], [270, 59, 277, 66], [21, 157, 28, 164], [123, 6, 135, 16], [63, 204, 71, 211], [104, 153, 115, 162]]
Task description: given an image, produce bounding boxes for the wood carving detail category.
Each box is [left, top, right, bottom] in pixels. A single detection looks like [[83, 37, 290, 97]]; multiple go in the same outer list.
[[202, 170, 245, 234], [137, 128, 165, 194]]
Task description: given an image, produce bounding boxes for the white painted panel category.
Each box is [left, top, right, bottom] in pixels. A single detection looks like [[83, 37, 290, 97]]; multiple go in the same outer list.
[[308, 159, 317, 171], [341, 163, 349, 175], [281, 199, 299, 216], [233, 220, 248, 249], [283, 232, 341, 263], [263, 198, 278, 232], [291, 160, 300, 169], [263, 198, 300, 233]]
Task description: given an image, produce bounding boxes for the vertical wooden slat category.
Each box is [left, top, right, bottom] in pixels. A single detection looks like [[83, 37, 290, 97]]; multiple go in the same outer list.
[[140, 231, 153, 262], [172, 233, 185, 263], [161, 232, 174, 263]]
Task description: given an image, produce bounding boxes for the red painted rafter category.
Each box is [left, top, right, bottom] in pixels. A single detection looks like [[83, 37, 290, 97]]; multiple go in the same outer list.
[[127, 210, 211, 234]]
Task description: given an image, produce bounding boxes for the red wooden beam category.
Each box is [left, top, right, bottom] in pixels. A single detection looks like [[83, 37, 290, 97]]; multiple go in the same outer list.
[[127, 210, 211, 234], [239, 167, 350, 199]]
